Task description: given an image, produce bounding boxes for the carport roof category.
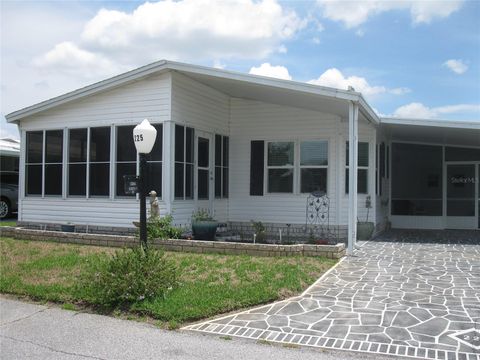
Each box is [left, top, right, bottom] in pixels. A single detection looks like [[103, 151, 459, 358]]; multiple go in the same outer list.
[[381, 117, 480, 147], [5, 60, 379, 125]]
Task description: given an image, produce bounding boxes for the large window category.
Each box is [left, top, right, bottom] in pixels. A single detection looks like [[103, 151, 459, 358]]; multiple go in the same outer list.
[[146, 124, 163, 197], [267, 142, 294, 193], [25, 130, 64, 196], [116, 126, 136, 197], [44, 130, 63, 195], [265, 140, 329, 194], [391, 143, 443, 216], [345, 142, 369, 194], [300, 141, 328, 194], [89, 127, 110, 196], [68, 129, 87, 196], [175, 125, 194, 200], [215, 135, 229, 198], [25, 131, 43, 195]]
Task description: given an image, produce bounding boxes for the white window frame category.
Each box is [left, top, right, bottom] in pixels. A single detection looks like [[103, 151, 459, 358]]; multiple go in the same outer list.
[[299, 140, 329, 194], [345, 141, 370, 195], [264, 139, 330, 195], [266, 141, 295, 194]]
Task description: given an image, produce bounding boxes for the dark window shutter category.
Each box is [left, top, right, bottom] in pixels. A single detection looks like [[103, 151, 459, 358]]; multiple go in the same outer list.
[[380, 142, 385, 178], [250, 141, 264, 196]]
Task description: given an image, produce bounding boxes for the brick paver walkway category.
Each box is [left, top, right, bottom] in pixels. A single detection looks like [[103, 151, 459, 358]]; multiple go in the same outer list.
[[184, 231, 480, 360]]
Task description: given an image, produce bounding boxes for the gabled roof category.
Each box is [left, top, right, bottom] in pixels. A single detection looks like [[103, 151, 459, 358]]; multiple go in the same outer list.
[[5, 60, 380, 125]]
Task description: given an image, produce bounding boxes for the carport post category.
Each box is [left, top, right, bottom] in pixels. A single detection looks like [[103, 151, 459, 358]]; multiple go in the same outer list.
[[347, 101, 359, 255]]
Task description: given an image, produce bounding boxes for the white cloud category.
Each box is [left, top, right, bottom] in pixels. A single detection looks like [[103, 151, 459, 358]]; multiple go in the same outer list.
[[392, 102, 480, 118], [33, 42, 121, 78], [35, 0, 305, 76], [249, 63, 292, 80], [443, 59, 468, 74], [308, 68, 409, 97], [317, 0, 463, 28]]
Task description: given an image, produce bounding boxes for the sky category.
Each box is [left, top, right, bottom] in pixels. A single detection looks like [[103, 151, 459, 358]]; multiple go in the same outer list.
[[1, 0, 479, 140]]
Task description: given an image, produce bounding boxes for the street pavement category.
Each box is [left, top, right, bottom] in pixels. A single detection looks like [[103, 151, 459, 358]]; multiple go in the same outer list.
[[0, 296, 396, 360]]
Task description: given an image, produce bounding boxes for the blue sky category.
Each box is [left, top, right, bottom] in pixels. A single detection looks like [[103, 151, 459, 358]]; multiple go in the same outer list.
[[1, 0, 479, 139]]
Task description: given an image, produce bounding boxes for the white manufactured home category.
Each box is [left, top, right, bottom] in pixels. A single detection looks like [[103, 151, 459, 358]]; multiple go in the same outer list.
[[5, 60, 480, 251]]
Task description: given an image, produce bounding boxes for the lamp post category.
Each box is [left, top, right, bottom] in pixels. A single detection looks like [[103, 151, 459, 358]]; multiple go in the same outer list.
[[133, 119, 157, 249]]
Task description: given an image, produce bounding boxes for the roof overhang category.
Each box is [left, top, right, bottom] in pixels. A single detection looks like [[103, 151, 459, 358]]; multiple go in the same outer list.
[[380, 117, 480, 147], [6, 60, 380, 125]]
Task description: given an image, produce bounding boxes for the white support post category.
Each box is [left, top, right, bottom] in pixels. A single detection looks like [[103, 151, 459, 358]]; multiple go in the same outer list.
[[348, 101, 359, 255]]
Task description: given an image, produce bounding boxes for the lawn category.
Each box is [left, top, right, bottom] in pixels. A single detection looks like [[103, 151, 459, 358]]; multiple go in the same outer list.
[[0, 221, 16, 227], [0, 237, 336, 326]]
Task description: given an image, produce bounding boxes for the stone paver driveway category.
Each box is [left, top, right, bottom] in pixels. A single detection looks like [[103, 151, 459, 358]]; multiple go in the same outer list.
[[184, 230, 480, 360]]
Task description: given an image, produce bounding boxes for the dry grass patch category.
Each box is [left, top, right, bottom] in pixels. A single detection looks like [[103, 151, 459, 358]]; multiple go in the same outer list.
[[0, 236, 337, 325]]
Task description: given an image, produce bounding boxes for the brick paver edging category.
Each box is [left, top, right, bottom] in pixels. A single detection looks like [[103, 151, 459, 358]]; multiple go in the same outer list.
[[0, 227, 345, 259]]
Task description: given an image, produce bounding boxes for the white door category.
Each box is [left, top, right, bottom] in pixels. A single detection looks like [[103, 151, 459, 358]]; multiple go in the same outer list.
[[445, 163, 478, 229], [195, 131, 214, 213]]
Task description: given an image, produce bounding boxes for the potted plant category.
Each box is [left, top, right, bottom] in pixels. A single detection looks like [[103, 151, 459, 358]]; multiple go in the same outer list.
[[357, 195, 374, 240], [191, 209, 218, 240]]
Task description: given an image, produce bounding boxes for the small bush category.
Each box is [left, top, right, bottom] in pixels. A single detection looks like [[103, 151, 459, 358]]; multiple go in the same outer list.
[[80, 247, 177, 307], [147, 214, 183, 240]]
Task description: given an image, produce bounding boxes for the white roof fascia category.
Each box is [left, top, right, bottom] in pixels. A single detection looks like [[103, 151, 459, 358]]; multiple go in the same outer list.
[[358, 95, 380, 125], [381, 117, 480, 130], [6, 60, 170, 122], [6, 59, 381, 124]]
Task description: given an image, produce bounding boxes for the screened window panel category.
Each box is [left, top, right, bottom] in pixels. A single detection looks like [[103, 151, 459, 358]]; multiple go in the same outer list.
[[268, 169, 293, 193], [300, 141, 328, 166], [146, 163, 162, 197], [198, 169, 209, 199], [391, 143, 442, 216], [268, 142, 294, 166], [222, 167, 228, 198], [175, 125, 184, 162], [68, 164, 86, 196], [116, 126, 136, 162], [222, 137, 229, 167], [346, 142, 369, 166], [185, 163, 193, 199], [116, 163, 136, 196], [198, 138, 209, 167], [445, 147, 480, 162], [301, 168, 327, 194], [148, 124, 163, 161], [44, 164, 62, 195], [174, 163, 184, 199], [215, 135, 222, 167], [26, 164, 42, 195], [69, 129, 87, 163], [26, 131, 43, 164], [186, 127, 194, 163], [45, 130, 63, 163], [90, 127, 110, 162], [89, 163, 110, 196], [215, 167, 222, 197]]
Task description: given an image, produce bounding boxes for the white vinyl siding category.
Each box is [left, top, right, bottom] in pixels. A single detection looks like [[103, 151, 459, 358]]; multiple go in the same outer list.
[[170, 72, 230, 225], [19, 73, 171, 227], [229, 98, 340, 225]]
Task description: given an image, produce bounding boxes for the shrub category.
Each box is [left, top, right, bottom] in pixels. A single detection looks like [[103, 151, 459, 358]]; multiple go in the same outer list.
[[251, 220, 266, 243], [147, 214, 183, 240], [80, 247, 177, 307]]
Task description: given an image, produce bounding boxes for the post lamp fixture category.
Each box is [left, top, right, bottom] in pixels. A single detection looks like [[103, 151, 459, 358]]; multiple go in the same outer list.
[[133, 119, 157, 248]]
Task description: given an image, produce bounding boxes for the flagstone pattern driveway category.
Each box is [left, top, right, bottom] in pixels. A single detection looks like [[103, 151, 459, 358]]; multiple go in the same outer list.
[[184, 231, 480, 360]]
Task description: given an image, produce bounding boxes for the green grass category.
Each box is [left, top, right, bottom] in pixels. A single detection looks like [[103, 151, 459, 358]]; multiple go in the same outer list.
[[0, 221, 16, 227], [0, 237, 336, 326]]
